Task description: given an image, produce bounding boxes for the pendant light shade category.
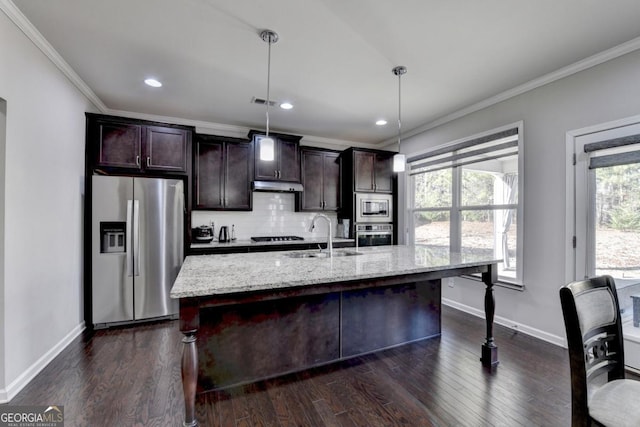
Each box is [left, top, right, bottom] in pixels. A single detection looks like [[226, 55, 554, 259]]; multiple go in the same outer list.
[[259, 136, 275, 161], [260, 29, 278, 161], [393, 153, 406, 171], [392, 65, 407, 173]]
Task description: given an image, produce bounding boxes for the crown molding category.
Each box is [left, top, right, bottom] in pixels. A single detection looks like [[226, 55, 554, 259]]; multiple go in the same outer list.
[[105, 108, 249, 137], [383, 35, 640, 146], [6, 0, 640, 150], [1, 0, 107, 112], [106, 108, 367, 149]]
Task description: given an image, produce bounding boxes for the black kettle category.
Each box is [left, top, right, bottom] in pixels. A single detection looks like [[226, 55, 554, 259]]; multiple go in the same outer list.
[[218, 226, 229, 243]]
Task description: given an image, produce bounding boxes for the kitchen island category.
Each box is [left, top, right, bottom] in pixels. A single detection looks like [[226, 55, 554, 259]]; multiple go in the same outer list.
[[171, 245, 499, 427]]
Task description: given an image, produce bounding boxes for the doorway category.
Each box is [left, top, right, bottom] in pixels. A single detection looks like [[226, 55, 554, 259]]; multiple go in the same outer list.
[[570, 116, 640, 370]]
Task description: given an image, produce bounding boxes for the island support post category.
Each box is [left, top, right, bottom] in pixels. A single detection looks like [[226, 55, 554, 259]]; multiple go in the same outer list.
[[180, 298, 199, 427], [481, 263, 499, 367]]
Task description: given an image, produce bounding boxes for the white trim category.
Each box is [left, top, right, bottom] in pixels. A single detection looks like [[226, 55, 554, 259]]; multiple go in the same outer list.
[[5, 0, 640, 150], [383, 36, 640, 147], [0, 0, 107, 112], [565, 131, 577, 284], [443, 298, 566, 348], [105, 108, 365, 149], [566, 113, 640, 284], [0, 0, 365, 149], [0, 322, 85, 404]]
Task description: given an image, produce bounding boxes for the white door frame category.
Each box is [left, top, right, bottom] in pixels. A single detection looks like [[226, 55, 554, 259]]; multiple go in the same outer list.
[[566, 113, 640, 283]]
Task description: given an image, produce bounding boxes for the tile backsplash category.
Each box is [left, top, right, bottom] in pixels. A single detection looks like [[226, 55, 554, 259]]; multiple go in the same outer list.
[[191, 192, 340, 240]]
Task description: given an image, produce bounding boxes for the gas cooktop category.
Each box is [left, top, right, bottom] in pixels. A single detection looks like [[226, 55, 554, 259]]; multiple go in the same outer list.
[[250, 236, 304, 242]]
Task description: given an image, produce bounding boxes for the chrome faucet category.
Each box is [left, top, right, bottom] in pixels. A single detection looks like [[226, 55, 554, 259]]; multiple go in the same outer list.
[[309, 214, 332, 257]]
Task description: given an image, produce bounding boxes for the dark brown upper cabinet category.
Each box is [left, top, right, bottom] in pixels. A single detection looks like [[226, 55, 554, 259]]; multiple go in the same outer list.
[[87, 113, 192, 175], [249, 130, 301, 182], [193, 135, 253, 211], [352, 149, 394, 193], [297, 148, 340, 212], [145, 126, 190, 172]]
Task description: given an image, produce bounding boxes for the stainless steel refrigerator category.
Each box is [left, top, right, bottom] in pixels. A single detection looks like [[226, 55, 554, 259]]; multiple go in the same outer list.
[[91, 175, 184, 327]]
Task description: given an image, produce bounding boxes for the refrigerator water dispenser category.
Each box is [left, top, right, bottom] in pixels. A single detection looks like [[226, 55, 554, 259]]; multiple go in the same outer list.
[[100, 222, 126, 253]]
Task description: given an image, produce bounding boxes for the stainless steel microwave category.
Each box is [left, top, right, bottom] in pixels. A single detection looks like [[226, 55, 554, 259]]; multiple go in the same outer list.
[[355, 193, 393, 223]]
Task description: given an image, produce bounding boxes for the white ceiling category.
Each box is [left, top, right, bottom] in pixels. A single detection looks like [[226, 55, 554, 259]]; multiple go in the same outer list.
[[9, 0, 640, 147]]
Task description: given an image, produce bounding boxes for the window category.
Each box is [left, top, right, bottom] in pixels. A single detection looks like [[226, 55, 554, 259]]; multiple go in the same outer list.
[[408, 123, 523, 286], [571, 119, 640, 372]]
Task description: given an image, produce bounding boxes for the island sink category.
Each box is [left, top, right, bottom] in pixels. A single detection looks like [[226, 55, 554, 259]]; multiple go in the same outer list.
[[284, 250, 363, 258]]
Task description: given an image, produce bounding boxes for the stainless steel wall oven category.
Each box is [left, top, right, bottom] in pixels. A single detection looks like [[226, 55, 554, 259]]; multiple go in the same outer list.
[[356, 223, 393, 247]]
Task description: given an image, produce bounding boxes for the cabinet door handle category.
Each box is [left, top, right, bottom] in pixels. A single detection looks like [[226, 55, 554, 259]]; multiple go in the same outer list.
[[146, 156, 151, 167], [136, 155, 140, 166], [274, 170, 278, 178]]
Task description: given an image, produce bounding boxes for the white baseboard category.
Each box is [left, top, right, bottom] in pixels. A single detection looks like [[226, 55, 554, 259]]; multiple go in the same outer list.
[[0, 321, 85, 403], [443, 298, 567, 348]]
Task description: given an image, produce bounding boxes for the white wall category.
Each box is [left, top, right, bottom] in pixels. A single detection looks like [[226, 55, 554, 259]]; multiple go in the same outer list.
[[0, 8, 95, 400], [401, 49, 640, 345]]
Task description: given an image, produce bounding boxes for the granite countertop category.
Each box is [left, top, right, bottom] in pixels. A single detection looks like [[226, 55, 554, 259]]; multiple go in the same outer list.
[[170, 245, 499, 299], [190, 237, 354, 249]]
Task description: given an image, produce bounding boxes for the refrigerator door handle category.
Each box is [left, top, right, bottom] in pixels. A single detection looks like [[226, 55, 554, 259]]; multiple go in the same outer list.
[[133, 199, 140, 276], [126, 200, 133, 277]]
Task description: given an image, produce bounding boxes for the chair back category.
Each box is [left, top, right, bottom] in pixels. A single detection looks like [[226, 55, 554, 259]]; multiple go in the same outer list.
[[559, 275, 626, 425]]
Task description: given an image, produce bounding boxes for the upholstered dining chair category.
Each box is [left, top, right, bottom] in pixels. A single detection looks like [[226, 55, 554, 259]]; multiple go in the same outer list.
[[560, 275, 640, 426]]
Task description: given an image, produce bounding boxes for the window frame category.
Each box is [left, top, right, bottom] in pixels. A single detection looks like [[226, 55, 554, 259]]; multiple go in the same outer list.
[[407, 121, 524, 288]]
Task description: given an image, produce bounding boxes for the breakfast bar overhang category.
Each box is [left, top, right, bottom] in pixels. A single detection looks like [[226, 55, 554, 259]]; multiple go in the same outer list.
[[170, 246, 499, 427]]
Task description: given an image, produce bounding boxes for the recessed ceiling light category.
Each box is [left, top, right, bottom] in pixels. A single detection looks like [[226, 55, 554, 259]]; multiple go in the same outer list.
[[144, 78, 162, 88], [280, 102, 293, 110], [376, 119, 387, 126]]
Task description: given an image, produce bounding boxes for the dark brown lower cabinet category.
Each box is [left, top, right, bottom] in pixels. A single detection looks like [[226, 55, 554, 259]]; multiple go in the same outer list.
[[341, 282, 440, 357], [197, 293, 340, 390], [192, 280, 440, 391]]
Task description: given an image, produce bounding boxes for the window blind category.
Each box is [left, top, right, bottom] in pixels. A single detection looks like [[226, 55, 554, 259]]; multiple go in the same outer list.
[[408, 127, 519, 175], [584, 134, 640, 169]]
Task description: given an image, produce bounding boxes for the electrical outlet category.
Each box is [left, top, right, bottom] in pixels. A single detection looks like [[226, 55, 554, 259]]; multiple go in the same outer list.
[[446, 278, 454, 288]]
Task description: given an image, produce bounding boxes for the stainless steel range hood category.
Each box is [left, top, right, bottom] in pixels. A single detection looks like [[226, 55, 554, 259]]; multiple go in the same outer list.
[[252, 180, 304, 192]]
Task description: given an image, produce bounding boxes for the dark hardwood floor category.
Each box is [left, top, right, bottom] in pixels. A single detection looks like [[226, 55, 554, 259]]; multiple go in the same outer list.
[[5, 306, 573, 426]]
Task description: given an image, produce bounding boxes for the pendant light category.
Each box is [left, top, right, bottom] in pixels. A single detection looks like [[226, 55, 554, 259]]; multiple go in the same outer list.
[[392, 65, 407, 172], [259, 29, 278, 161]]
